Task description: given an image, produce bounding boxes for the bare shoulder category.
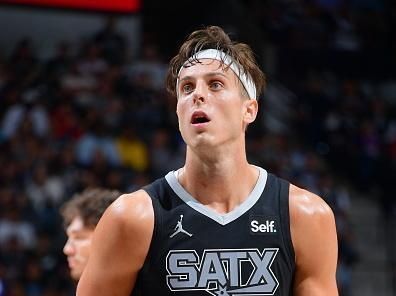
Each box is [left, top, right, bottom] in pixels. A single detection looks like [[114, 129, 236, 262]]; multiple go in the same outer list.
[[288, 184, 337, 256], [288, 183, 337, 267], [289, 183, 335, 224], [89, 190, 154, 270], [93, 189, 155, 250], [107, 190, 154, 227], [288, 185, 338, 295]]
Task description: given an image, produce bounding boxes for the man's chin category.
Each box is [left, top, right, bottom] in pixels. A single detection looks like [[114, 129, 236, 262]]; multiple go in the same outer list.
[[70, 269, 82, 281]]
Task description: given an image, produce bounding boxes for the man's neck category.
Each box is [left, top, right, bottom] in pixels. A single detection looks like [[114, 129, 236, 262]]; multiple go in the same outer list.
[[178, 148, 259, 214]]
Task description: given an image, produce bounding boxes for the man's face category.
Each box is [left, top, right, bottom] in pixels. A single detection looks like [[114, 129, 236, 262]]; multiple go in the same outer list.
[[176, 59, 257, 150], [63, 216, 94, 281]]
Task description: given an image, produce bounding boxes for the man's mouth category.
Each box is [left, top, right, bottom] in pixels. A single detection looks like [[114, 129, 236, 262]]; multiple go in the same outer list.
[[191, 111, 210, 124], [68, 259, 76, 268]]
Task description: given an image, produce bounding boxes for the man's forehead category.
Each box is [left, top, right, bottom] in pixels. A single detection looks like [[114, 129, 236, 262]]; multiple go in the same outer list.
[[178, 59, 234, 80], [66, 216, 92, 233]]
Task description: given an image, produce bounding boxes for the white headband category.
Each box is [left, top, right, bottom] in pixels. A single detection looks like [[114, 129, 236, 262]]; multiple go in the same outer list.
[[177, 49, 257, 100]]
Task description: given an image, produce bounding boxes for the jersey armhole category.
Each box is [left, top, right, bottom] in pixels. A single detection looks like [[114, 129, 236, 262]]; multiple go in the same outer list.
[[140, 186, 163, 268], [279, 178, 296, 272]]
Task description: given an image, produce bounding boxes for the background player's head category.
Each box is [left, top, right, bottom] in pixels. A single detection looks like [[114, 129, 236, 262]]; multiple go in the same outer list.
[[61, 188, 121, 281], [165, 26, 266, 149]]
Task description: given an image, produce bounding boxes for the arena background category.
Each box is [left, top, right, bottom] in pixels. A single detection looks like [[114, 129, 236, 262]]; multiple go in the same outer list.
[[0, 0, 395, 295]]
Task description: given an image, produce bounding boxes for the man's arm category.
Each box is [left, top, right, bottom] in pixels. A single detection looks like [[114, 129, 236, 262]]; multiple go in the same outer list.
[[290, 184, 338, 296], [76, 190, 154, 296]]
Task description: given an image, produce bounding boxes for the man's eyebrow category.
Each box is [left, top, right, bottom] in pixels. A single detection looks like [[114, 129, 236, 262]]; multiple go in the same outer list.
[[179, 75, 194, 82], [67, 227, 91, 234], [66, 228, 80, 234], [179, 71, 229, 82], [205, 72, 229, 79]]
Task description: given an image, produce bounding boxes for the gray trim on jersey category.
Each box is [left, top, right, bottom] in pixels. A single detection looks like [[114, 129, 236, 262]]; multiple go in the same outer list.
[[165, 166, 268, 226]]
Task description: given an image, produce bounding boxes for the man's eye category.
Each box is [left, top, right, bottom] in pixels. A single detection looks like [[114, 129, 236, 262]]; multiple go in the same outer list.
[[210, 81, 223, 89], [73, 234, 87, 240], [182, 84, 193, 93]]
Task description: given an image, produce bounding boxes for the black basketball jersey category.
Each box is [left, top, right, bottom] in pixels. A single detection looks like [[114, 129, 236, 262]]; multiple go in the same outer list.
[[133, 167, 295, 296]]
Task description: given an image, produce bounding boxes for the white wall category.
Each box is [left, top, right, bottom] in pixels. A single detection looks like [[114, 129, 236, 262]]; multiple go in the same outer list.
[[0, 6, 141, 59]]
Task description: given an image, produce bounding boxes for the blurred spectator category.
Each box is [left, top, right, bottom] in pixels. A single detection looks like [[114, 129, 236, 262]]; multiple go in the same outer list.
[[7, 38, 37, 79], [25, 163, 65, 212], [126, 43, 167, 91], [50, 101, 83, 141], [261, 82, 295, 134], [1, 94, 50, 140], [60, 61, 97, 106], [77, 43, 108, 77], [149, 128, 182, 178], [332, 8, 360, 51], [75, 116, 120, 167], [45, 42, 72, 78], [318, 173, 358, 296], [94, 17, 127, 65], [116, 126, 149, 172], [0, 203, 37, 251]]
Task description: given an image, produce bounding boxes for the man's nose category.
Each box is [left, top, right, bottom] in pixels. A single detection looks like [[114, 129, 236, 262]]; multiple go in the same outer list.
[[63, 239, 75, 255], [192, 81, 207, 104]]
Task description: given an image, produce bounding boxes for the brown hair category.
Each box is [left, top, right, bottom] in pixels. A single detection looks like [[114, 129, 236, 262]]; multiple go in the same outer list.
[[61, 188, 121, 229], [165, 26, 266, 98]]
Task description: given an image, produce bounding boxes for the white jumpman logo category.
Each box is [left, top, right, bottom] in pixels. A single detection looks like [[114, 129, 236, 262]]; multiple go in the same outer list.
[[170, 215, 193, 238]]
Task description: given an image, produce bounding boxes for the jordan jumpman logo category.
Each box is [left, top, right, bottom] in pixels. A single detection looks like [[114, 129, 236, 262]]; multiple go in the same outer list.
[[170, 215, 193, 238]]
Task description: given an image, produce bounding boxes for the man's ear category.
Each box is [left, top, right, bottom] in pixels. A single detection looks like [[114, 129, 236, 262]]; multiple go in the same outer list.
[[243, 99, 258, 124]]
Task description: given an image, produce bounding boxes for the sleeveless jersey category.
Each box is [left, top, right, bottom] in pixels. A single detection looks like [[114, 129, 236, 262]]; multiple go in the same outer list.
[[133, 167, 295, 296]]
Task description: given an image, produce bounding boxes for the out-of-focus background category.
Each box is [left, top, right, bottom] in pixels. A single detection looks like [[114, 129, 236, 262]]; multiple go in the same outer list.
[[0, 0, 394, 295]]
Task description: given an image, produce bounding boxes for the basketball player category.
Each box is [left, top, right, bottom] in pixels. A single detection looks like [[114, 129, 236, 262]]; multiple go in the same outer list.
[[77, 26, 338, 295], [61, 188, 121, 281]]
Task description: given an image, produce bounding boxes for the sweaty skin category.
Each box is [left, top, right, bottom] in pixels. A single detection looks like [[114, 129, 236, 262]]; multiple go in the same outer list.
[[290, 185, 338, 295], [77, 59, 338, 296]]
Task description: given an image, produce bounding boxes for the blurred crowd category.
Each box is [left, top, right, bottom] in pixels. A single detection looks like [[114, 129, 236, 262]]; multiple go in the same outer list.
[[0, 1, 395, 295]]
